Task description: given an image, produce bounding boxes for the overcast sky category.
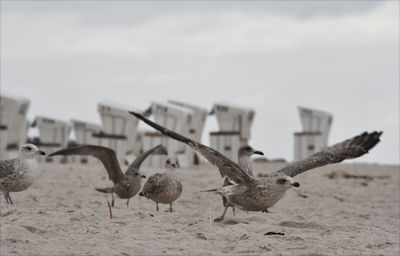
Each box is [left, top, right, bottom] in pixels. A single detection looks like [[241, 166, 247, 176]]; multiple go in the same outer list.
[[1, 1, 398, 164]]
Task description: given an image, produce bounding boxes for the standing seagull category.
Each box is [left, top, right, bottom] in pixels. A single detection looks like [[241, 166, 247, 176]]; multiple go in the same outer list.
[[0, 144, 46, 205], [220, 146, 264, 221], [129, 110, 382, 221], [139, 157, 182, 212], [49, 144, 167, 207]]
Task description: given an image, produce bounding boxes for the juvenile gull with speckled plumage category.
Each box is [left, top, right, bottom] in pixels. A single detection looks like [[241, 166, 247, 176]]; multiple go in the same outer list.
[[129, 110, 382, 222], [0, 144, 46, 204], [139, 157, 182, 212], [49, 144, 167, 207]]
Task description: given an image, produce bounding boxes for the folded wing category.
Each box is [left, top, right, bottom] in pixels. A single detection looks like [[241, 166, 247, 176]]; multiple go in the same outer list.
[[0, 159, 17, 179], [141, 173, 164, 195], [49, 145, 124, 184], [129, 110, 253, 186], [275, 131, 382, 177]]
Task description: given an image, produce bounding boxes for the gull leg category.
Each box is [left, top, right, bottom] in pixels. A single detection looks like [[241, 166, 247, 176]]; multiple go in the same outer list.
[[3, 193, 10, 205], [111, 193, 115, 207], [232, 205, 236, 216], [169, 203, 173, 212], [214, 204, 229, 222], [156, 203, 159, 212], [126, 199, 130, 208], [6, 193, 13, 205]]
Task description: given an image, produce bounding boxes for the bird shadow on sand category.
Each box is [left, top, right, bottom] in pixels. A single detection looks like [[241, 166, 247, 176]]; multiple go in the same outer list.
[[214, 217, 341, 233], [215, 215, 267, 225], [278, 220, 327, 230]]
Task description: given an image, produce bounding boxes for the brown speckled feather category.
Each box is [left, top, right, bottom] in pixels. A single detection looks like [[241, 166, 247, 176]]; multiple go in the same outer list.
[[0, 159, 17, 179], [142, 173, 182, 204]]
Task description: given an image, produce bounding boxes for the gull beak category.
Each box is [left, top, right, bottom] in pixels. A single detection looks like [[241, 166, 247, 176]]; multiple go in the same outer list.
[[292, 181, 300, 187], [38, 150, 46, 156], [253, 150, 264, 155]]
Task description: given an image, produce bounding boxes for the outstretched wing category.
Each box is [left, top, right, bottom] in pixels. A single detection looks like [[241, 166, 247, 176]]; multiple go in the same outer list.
[[49, 145, 124, 184], [129, 110, 253, 186], [275, 131, 382, 177], [125, 145, 168, 175]]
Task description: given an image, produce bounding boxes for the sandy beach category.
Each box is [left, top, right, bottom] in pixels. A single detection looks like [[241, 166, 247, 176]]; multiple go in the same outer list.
[[0, 161, 399, 255]]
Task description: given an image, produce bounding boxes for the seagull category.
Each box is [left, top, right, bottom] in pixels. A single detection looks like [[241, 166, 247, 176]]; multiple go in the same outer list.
[[0, 144, 46, 205], [129, 110, 382, 221], [139, 157, 182, 212], [220, 145, 264, 220], [49, 144, 167, 207]]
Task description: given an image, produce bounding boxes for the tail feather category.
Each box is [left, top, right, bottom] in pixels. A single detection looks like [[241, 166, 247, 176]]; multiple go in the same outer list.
[[201, 185, 244, 197], [201, 188, 221, 193], [95, 187, 113, 194]]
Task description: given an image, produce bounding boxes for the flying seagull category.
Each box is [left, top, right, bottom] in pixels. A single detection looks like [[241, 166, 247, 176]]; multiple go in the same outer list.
[[220, 145, 264, 220], [139, 157, 182, 212], [0, 144, 46, 205], [50, 144, 167, 207], [129, 110, 382, 221]]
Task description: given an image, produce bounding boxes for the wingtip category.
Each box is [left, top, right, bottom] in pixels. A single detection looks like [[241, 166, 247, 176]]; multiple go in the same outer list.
[[155, 144, 168, 155], [361, 130, 383, 152], [372, 130, 383, 137]]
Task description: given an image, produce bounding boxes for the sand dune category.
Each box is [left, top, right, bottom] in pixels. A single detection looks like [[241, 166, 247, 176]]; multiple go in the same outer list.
[[1, 162, 399, 255]]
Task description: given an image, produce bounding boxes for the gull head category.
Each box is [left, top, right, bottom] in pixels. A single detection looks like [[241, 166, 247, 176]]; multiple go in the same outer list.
[[19, 143, 46, 158], [238, 145, 264, 157], [166, 158, 178, 169], [270, 174, 300, 188], [132, 170, 146, 179]]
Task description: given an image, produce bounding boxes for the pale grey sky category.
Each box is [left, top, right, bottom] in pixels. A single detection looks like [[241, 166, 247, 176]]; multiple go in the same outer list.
[[1, 1, 399, 164]]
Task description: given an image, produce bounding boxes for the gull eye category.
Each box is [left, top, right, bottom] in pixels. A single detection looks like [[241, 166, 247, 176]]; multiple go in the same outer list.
[[26, 146, 32, 151], [277, 179, 286, 185]]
